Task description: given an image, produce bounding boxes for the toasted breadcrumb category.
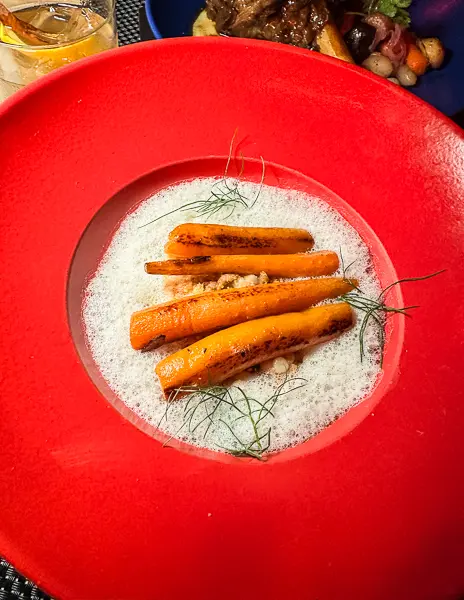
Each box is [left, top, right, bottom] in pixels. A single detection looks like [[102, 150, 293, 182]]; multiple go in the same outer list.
[[166, 272, 271, 298]]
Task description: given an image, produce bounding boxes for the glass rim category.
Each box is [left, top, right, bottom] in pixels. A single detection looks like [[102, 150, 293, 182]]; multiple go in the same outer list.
[[0, 0, 115, 50]]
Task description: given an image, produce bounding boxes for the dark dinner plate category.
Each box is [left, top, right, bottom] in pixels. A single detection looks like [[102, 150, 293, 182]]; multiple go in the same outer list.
[[145, 0, 464, 116]]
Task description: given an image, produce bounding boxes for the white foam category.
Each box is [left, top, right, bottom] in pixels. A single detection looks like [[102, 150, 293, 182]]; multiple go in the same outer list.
[[83, 178, 382, 454]]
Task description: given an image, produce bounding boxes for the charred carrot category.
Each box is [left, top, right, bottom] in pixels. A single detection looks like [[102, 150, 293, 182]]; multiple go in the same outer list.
[[164, 223, 314, 257], [156, 303, 354, 396], [406, 43, 428, 75], [130, 277, 357, 351], [145, 251, 339, 278]]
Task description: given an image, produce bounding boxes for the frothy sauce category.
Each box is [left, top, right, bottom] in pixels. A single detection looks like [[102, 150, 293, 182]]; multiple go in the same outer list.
[[83, 178, 382, 454]]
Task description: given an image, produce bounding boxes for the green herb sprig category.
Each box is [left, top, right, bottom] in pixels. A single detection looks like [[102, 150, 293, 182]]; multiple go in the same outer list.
[[364, 0, 412, 26], [140, 131, 265, 228], [158, 376, 307, 460]]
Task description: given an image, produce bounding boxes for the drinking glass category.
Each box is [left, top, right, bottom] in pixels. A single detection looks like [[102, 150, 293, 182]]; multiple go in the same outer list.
[[0, 0, 117, 101]]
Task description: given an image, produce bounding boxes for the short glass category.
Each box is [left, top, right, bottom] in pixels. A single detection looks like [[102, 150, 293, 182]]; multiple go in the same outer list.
[[0, 0, 117, 101]]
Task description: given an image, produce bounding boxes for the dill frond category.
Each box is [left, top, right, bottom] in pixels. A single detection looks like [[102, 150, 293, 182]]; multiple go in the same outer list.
[[339, 254, 445, 364], [140, 131, 265, 228], [160, 377, 307, 460]]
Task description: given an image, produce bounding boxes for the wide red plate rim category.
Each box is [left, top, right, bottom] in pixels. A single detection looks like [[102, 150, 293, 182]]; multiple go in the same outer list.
[[0, 37, 462, 138], [1, 37, 463, 600]]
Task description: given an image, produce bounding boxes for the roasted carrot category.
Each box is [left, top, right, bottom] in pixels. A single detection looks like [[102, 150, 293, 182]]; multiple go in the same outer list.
[[156, 303, 354, 396], [164, 223, 314, 257], [130, 277, 357, 351], [145, 251, 339, 278], [406, 43, 428, 75]]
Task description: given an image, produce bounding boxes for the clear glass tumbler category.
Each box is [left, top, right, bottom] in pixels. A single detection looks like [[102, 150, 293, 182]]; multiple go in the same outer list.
[[0, 0, 117, 101]]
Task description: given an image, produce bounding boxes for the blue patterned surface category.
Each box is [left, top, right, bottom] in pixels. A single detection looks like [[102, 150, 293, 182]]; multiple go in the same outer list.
[[0, 559, 50, 600]]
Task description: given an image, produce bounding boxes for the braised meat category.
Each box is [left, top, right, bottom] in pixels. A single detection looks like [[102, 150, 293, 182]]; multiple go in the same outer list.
[[206, 0, 330, 48]]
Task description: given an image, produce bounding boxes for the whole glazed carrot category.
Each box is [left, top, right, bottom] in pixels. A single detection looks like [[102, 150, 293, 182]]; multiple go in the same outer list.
[[130, 277, 357, 351], [156, 303, 354, 397], [145, 251, 339, 278], [164, 223, 314, 257]]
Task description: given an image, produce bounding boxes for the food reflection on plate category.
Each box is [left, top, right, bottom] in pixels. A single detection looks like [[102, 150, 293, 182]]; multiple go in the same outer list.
[[82, 144, 442, 460], [193, 1, 444, 88]]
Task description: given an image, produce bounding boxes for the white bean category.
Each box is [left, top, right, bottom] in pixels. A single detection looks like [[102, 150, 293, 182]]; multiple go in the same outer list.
[[362, 52, 393, 78], [396, 64, 417, 87]]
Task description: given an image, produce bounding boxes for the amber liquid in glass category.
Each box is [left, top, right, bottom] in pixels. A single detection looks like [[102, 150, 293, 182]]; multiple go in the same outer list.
[[0, 3, 117, 100]]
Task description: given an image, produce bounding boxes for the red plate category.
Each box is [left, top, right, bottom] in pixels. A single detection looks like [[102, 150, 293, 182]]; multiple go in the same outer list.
[[1, 38, 464, 600]]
